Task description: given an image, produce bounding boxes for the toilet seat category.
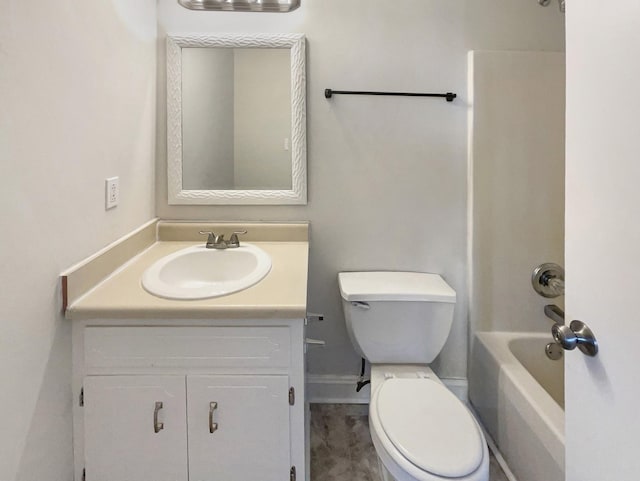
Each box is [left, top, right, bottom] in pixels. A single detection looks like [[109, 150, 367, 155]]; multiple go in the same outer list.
[[371, 377, 485, 480]]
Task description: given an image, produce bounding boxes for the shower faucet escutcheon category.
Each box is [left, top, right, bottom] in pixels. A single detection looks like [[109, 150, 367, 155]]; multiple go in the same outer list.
[[199, 230, 247, 249], [532, 263, 565, 298]]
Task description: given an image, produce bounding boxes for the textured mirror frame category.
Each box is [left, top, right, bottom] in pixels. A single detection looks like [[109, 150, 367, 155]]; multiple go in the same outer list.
[[167, 34, 307, 205], [177, 0, 301, 12]]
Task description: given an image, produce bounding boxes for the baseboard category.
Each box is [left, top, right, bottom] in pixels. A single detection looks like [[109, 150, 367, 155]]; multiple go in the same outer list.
[[306, 375, 468, 404], [306, 375, 370, 404]]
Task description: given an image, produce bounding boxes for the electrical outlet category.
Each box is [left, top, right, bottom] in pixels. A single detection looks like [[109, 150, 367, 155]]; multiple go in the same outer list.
[[105, 177, 119, 210]]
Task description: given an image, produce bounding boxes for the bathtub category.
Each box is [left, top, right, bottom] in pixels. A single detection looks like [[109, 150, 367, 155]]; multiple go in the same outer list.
[[469, 332, 564, 481]]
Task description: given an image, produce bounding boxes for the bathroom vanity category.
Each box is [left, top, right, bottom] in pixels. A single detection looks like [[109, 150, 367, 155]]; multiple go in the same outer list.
[[63, 222, 309, 481]]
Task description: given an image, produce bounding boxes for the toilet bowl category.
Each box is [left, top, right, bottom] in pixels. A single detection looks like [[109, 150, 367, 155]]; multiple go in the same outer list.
[[338, 272, 489, 481], [368, 365, 488, 481]]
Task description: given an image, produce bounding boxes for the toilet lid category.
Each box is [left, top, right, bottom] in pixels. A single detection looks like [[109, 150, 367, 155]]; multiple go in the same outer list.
[[375, 378, 484, 478]]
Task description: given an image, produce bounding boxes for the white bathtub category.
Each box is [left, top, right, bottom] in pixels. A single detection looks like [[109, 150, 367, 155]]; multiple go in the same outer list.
[[469, 332, 564, 481]]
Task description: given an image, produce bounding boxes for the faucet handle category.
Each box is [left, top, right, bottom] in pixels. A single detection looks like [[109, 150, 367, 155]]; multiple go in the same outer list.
[[229, 230, 247, 246], [199, 231, 220, 247]]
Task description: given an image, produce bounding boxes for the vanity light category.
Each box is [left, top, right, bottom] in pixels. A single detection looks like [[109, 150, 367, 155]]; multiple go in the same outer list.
[[177, 0, 301, 12]]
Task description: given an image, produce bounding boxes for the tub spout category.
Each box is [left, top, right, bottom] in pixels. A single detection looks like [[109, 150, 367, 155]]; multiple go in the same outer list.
[[544, 304, 565, 324]]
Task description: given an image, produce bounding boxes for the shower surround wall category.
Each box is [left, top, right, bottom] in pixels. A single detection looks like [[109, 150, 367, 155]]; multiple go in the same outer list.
[[469, 50, 566, 335], [0, 1, 157, 479], [157, 0, 565, 400]]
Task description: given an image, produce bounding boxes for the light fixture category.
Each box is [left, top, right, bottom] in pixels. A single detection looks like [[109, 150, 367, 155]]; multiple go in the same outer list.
[[177, 0, 300, 12]]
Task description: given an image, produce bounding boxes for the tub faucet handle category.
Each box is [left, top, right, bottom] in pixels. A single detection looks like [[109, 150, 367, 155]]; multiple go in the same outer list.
[[532, 263, 565, 298]]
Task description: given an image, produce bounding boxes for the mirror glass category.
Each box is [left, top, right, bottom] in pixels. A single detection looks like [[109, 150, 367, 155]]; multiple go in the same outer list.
[[182, 48, 292, 191], [167, 34, 306, 205]]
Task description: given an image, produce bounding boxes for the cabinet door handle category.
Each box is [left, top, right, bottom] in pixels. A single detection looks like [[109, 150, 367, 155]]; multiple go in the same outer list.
[[154, 401, 164, 433], [209, 402, 219, 433]]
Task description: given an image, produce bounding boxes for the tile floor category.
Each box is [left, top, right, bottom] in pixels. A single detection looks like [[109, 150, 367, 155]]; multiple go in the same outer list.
[[310, 404, 510, 481]]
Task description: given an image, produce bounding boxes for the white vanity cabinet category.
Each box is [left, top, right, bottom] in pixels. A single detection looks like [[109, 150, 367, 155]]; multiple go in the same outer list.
[[84, 375, 189, 481], [72, 319, 306, 481], [186, 374, 291, 481]]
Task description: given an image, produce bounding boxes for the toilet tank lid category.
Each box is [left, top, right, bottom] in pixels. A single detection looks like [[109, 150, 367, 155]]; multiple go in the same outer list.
[[338, 272, 456, 303]]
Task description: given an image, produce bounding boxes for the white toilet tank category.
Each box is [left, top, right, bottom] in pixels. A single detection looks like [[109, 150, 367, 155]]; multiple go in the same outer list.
[[338, 271, 456, 364]]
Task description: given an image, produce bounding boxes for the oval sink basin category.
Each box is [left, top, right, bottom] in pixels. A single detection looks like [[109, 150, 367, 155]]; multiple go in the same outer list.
[[142, 244, 272, 300]]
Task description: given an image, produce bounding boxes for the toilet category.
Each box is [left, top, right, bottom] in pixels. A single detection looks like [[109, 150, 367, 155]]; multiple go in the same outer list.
[[338, 271, 489, 481]]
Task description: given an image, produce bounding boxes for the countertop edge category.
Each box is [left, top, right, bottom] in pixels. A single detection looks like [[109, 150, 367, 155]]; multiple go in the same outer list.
[[66, 305, 308, 321]]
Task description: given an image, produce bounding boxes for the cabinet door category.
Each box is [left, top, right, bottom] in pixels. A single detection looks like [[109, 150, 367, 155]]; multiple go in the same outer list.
[[84, 375, 188, 481], [187, 375, 291, 481]]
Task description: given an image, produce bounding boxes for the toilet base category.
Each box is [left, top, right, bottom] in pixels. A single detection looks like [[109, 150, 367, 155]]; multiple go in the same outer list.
[[377, 454, 395, 481]]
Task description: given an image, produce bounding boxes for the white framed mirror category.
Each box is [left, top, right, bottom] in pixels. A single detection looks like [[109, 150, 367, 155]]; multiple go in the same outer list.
[[167, 33, 306, 205]]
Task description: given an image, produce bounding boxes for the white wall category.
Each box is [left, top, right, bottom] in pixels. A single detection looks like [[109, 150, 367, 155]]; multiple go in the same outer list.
[[157, 0, 564, 384], [0, 1, 156, 479], [470, 50, 565, 334]]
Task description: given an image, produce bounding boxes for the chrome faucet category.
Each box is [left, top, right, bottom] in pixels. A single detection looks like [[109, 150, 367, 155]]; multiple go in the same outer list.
[[199, 230, 247, 249]]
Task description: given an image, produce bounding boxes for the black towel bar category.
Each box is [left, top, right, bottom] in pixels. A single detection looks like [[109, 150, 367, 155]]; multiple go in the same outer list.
[[324, 89, 456, 102]]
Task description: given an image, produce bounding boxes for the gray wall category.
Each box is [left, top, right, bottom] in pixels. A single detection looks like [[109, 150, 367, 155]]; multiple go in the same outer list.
[[157, 0, 565, 382], [470, 51, 566, 335], [182, 48, 235, 189], [234, 48, 292, 189]]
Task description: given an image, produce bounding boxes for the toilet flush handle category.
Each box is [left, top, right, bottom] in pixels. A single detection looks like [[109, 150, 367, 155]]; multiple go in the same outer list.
[[351, 301, 370, 310]]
